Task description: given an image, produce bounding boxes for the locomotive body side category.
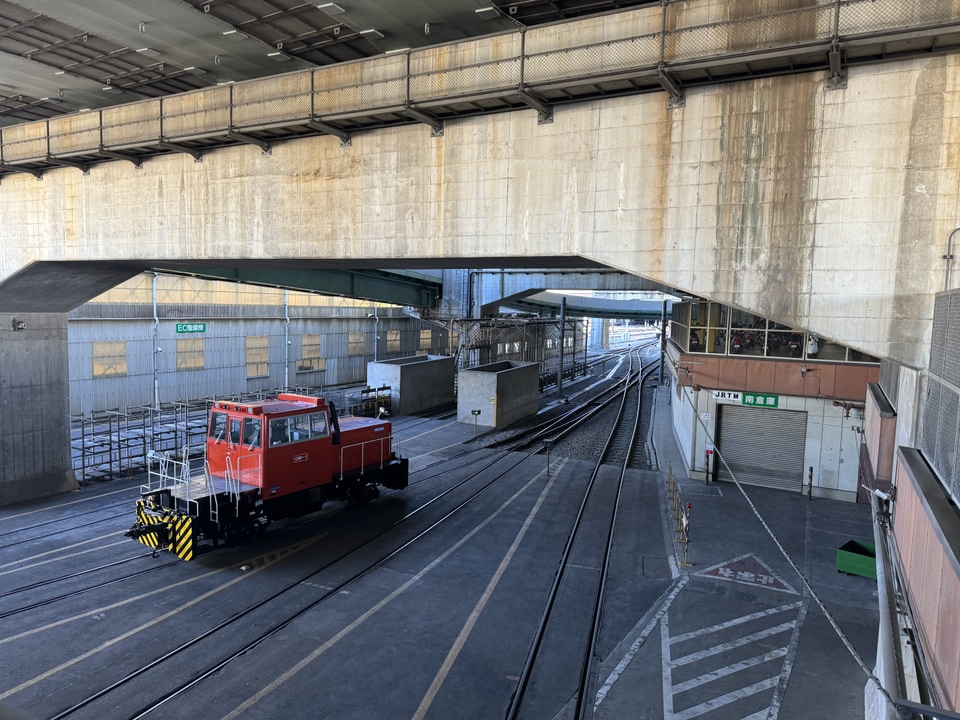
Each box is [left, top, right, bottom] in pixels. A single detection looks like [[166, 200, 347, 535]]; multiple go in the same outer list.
[[126, 392, 408, 559]]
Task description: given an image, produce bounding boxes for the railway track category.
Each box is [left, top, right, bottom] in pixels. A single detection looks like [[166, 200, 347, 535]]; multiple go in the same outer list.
[[47, 448, 533, 718], [508, 348, 659, 719], [2, 342, 667, 720]]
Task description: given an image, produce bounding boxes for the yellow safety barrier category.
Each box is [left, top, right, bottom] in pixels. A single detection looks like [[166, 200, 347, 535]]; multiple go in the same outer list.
[[130, 499, 197, 561], [664, 464, 693, 567]]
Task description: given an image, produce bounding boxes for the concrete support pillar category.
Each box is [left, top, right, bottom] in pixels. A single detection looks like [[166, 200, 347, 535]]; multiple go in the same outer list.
[[0, 313, 78, 506], [589, 318, 610, 349]]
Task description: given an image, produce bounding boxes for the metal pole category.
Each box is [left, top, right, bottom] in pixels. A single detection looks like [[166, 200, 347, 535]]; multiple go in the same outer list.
[[152, 272, 160, 411], [582, 319, 587, 376], [283, 289, 290, 390], [660, 299, 667, 381], [558, 296, 566, 396]]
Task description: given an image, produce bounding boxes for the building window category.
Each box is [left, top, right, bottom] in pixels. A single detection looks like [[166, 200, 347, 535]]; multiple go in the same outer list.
[[387, 330, 400, 353], [420, 329, 432, 352], [348, 332, 364, 356], [298, 334, 326, 372], [92, 341, 127, 377], [177, 338, 204, 371], [246, 336, 269, 378]]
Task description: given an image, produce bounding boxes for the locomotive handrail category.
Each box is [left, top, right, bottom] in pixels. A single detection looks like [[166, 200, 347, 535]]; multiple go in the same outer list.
[[337, 435, 393, 481], [205, 459, 221, 526]]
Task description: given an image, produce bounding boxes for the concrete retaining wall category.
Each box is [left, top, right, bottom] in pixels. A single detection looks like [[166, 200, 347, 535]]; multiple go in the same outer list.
[[0, 313, 78, 506]]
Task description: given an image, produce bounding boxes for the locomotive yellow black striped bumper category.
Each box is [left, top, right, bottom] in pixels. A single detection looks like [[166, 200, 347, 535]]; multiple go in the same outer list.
[[126, 499, 197, 561]]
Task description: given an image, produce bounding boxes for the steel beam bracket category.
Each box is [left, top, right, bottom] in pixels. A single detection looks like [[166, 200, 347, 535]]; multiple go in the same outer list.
[[99, 148, 143, 169], [518, 88, 553, 124], [226, 130, 272, 154], [657, 68, 685, 108], [404, 105, 444, 137], [158, 140, 203, 162], [47, 156, 90, 174], [826, 42, 847, 90], [308, 119, 351, 146], [0, 162, 43, 179]]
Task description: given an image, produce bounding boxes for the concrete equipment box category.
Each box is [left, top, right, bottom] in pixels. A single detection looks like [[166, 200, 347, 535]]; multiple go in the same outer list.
[[367, 355, 455, 416], [457, 361, 539, 429]]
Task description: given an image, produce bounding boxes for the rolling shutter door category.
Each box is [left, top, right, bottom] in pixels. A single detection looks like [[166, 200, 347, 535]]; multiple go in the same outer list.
[[716, 405, 807, 491]]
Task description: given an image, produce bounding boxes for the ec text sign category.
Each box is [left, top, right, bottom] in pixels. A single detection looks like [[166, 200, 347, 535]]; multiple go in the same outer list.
[[175, 323, 206, 334]]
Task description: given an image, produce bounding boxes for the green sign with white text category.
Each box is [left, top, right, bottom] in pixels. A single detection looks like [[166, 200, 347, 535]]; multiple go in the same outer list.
[[175, 322, 206, 334], [742, 392, 779, 408]]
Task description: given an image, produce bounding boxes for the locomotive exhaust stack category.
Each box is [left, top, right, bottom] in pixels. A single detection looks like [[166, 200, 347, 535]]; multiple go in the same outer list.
[[127, 393, 408, 560]]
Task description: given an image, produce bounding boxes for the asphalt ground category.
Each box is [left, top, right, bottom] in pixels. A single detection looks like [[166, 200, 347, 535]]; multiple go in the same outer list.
[[0, 379, 878, 720], [589, 384, 879, 720]]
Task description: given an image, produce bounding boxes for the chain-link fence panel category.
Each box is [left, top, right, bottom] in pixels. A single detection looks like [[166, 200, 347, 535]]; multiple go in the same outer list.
[[525, 33, 660, 84], [410, 56, 521, 102], [48, 111, 101, 155], [161, 86, 231, 139], [840, 0, 960, 36], [410, 37, 522, 101], [233, 75, 312, 128], [314, 57, 408, 115], [102, 100, 161, 147], [665, 5, 834, 63], [1, 119, 47, 162]]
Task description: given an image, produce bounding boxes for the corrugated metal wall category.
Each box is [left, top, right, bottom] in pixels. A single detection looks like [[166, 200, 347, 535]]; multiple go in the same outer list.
[[67, 275, 451, 415]]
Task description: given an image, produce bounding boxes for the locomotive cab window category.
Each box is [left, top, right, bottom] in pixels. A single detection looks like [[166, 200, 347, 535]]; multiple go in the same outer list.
[[269, 412, 329, 446], [310, 412, 329, 438], [209, 412, 228, 442], [242, 418, 261, 449], [229, 418, 242, 445], [270, 418, 290, 446], [290, 414, 313, 441]]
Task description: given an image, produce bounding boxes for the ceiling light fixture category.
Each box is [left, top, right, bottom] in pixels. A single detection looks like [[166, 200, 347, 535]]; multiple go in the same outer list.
[[475, 6, 499, 19], [222, 29, 247, 40], [360, 28, 383, 39], [317, 3, 345, 14], [136, 47, 162, 58], [267, 51, 290, 62]]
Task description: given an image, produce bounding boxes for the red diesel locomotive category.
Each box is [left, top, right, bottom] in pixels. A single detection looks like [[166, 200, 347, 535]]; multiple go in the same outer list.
[[126, 393, 408, 560]]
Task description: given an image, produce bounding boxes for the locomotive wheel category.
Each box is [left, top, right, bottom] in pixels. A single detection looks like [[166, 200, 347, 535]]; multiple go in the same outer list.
[[360, 483, 380, 503], [238, 523, 257, 543]]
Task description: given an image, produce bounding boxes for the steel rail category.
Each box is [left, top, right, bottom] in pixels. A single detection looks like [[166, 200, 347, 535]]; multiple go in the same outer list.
[[505, 348, 652, 719], [576, 361, 657, 719], [0, 560, 178, 620], [50, 447, 528, 719]]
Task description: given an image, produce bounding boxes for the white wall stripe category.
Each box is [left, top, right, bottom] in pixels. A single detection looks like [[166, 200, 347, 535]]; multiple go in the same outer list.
[[672, 647, 788, 693], [673, 676, 780, 720], [766, 597, 810, 719], [670, 601, 803, 644], [594, 577, 688, 709], [671, 622, 796, 666], [662, 612, 674, 719]]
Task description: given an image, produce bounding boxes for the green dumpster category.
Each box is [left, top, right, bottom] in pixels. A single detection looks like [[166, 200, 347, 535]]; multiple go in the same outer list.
[[836, 540, 877, 579]]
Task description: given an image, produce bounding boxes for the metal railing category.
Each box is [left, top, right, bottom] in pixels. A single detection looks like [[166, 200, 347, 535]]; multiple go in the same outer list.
[[337, 435, 396, 481], [2, 0, 957, 170]]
